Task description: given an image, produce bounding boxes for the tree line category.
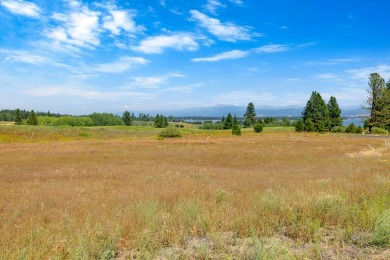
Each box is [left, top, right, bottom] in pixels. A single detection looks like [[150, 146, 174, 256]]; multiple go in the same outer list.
[[2, 72, 389, 133]]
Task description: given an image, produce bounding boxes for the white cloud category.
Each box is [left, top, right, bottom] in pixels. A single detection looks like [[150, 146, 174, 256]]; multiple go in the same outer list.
[[346, 65, 390, 81], [189, 10, 255, 42], [102, 7, 144, 35], [94, 57, 149, 74], [48, 2, 101, 48], [1, 0, 41, 18], [253, 44, 288, 53], [192, 50, 248, 62], [204, 0, 225, 14], [133, 33, 199, 54]]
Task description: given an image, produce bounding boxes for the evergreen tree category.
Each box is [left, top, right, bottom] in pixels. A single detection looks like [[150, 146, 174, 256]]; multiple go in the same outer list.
[[244, 102, 256, 125], [232, 123, 241, 136], [365, 73, 386, 132], [243, 118, 252, 128], [302, 91, 330, 132], [327, 96, 343, 130], [233, 115, 238, 125], [224, 113, 233, 129], [122, 111, 132, 126], [26, 110, 38, 125], [154, 114, 168, 128], [15, 108, 23, 125]]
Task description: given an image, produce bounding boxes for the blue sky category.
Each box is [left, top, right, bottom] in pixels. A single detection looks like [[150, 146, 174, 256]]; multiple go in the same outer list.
[[1, 0, 390, 114]]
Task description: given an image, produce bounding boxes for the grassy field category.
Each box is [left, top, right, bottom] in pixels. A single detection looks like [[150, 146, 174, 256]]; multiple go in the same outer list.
[[0, 125, 389, 259]]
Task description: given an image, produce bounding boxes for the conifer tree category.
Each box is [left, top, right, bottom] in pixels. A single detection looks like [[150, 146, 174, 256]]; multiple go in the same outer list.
[[327, 96, 343, 130], [365, 73, 386, 132], [224, 113, 233, 129], [15, 108, 23, 125], [302, 91, 330, 132], [26, 110, 38, 125], [122, 111, 132, 126], [244, 102, 256, 125]]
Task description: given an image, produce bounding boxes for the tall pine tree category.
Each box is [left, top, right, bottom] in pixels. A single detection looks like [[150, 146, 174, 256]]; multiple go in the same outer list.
[[244, 102, 256, 125], [327, 96, 343, 130]]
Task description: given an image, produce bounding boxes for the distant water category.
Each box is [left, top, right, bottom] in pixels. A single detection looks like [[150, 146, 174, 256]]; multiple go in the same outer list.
[[343, 118, 365, 127]]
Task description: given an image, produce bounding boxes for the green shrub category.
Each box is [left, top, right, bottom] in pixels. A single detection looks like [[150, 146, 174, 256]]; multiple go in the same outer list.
[[253, 123, 263, 133], [373, 209, 390, 246], [158, 126, 182, 138], [331, 126, 345, 133], [345, 123, 357, 133], [371, 127, 388, 134], [356, 125, 364, 134], [295, 119, 304, 132]]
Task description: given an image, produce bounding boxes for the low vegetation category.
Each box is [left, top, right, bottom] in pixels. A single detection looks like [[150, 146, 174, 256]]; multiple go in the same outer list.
[[0, 125, 389, 259]]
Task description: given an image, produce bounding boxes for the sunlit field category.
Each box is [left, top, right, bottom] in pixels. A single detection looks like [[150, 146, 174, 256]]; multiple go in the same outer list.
[[1, 125, 389, 259]]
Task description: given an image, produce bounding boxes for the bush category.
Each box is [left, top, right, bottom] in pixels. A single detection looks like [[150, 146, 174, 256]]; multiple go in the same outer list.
[[253, 123, 263, 133], [158, 126, 182, 138], [331, 126, 345, 133], [371, 127, 388, 135]]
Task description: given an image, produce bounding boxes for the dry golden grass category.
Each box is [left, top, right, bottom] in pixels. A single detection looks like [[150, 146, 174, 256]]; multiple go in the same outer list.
[[0, 126, 389, 259]]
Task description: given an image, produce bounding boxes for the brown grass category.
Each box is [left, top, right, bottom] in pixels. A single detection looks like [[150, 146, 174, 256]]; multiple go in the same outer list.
[[0, 126, 389, 258]]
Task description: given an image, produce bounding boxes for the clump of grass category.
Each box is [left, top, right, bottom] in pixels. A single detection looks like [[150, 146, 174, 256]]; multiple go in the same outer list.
[[372, 209, 390, 246], [214, 189, 228, 204], [314, 194, 345, 216]]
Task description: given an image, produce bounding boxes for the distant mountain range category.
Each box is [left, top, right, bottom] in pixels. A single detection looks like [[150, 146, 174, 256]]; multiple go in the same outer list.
[[130, 105, 368, 118]]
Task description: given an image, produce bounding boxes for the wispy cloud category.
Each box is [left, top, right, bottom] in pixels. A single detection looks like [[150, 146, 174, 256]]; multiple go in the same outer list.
[[347, 65, 390, 81], [305, 58, 361, 66], [1, 0, 41, 18], [253, 44, 288, 53], [124, 74, 185, 89], [192, 50, 248, 62], [94, 56, 149, 74], [189, 10, 256, 42], [316, 73, 341, 81], [164, 83, 203, 93], [228, 0, 244, 6], [1, 49, 48, 65], [133, 33, 199, 54], [192, 44, 288, 62], [204, 0, 225, 14], [23, 86, 157, 100]]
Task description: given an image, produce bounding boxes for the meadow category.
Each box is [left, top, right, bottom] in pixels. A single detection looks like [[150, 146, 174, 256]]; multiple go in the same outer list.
[[0, 124, 389, 259]]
